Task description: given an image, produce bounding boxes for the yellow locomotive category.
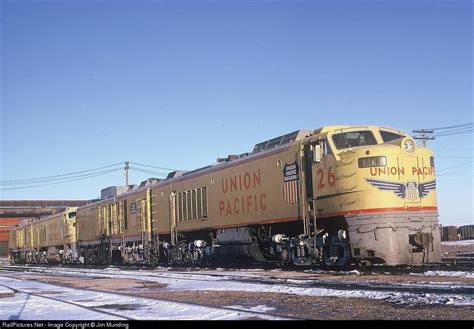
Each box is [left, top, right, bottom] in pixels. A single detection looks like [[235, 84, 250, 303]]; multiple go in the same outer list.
[[8, 207, 78, 264], [9, 125, 441, 267]]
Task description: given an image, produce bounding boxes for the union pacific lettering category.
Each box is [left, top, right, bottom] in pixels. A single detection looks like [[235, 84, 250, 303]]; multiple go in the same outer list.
[[370, 166, 435, 176], [219, 170, 267, 216]]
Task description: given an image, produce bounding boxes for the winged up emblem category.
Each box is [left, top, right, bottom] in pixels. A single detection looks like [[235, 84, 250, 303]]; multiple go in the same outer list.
[[366, 179, 436, 200]]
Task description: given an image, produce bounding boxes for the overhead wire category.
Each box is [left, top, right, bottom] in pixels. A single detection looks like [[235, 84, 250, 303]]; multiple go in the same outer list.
[[1, 161, 176, 190], [129, 162, 176, 172], [129, 167, 169, 177], [434, 129, 473, 137], [0, 162, 124, 185], [429, 122, 473, 130], [431, 122, 473, 137], [436, 161, 473, 174], [413, 122, 473, 140], [0, 168, 123, 190]]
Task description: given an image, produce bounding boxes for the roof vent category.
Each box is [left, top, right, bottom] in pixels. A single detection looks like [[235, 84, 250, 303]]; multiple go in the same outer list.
[[252, 130, 311, 154]]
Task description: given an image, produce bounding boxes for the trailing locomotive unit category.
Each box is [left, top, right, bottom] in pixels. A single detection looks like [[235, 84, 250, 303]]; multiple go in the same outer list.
[[75, 184, 158, 265], [8, 208, 79, 264]]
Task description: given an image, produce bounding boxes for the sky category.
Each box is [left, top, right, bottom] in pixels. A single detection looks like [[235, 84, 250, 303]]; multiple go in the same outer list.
[[0, 0, 472, 226]]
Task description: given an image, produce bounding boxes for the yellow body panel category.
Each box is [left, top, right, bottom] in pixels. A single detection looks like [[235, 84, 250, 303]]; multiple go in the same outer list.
[[313, 142, 436, 217], [76, 188, 149, 243], [10, 208, 78, 250], [8, 208, 78, 263], [151, 143, 302, 235]]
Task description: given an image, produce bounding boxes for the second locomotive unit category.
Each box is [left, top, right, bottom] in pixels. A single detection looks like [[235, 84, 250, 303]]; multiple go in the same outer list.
[[9, 125, 441, 267]]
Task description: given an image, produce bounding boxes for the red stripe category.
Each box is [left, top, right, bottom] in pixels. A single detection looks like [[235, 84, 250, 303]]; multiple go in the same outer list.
[[319, 206, 438, 218], [291, 182, 294, 203], [294, 181, 298, 202], [287, 182, 291, 203], [293, 181, 298, 203]]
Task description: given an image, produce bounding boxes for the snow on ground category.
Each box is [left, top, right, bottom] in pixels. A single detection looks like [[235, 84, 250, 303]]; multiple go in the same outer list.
[[442, 240, 474, 246], [2, 267, 473, 308], [0, 292, 124, 320], [0, 276, 286, 320], [227, 305, 276, 313], [411, 271, 474, 279], [155, 275, 473, 307]]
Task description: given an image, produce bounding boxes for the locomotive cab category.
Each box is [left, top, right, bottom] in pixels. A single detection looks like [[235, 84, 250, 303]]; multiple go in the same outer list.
[[308, 126, 440, 266]]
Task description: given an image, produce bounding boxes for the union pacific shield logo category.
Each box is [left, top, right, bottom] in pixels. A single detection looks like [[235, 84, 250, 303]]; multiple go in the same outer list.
[[283, 162, 299, 204]]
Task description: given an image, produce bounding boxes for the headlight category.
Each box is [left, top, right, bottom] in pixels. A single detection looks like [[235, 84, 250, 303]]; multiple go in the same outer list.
[[402, 138, 416, 153], [358, 156, 387, 168]]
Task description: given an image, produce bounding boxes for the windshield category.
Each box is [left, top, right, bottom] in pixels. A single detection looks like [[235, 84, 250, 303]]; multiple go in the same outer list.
[[332, 130, 377, 150]]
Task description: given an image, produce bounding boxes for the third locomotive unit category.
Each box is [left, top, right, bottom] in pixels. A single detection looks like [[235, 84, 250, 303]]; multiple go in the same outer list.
[[9, 125, 441, 267]]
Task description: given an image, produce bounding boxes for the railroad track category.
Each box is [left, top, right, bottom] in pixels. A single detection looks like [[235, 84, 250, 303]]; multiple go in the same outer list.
[[5, 254, 473, 273], [0, 282, 131, 320], [2, 264, 473, 297], [0, 275, 297, 320]]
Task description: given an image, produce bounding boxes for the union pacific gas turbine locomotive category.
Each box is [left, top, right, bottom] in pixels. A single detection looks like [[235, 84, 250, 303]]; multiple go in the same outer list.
[[9, 125, 441, 267]]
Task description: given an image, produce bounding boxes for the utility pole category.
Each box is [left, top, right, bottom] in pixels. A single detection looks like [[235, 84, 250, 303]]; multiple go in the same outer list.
[[412, 129, 435, 146], [124, 161, 129, 186]]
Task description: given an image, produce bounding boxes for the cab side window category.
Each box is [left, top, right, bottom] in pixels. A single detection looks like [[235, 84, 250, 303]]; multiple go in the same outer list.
[[380, 130, 403, 142], [316, 140, 332, 156], [321, 140, 332, 155]]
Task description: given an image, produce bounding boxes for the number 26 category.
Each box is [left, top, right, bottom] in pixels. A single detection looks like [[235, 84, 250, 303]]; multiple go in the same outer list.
[[316, 166, 335, 189]]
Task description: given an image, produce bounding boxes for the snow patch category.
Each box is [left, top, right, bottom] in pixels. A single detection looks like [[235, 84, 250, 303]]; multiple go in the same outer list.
[[383, 293, 471, 307], [227, 304, 276, 313], [411, 271, 474, 279], [0, 286, 15, 294], [0, 276, 287, 320], [3, 265, 473, 313]]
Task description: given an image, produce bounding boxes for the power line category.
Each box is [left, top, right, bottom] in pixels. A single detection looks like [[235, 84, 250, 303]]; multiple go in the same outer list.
[[0, 162, 124, 184], [429, 122, 473, 130], [436, 156, 473, 159], [432, 123, 473, 136], [436, 161, 473, 173], [129, 162, 176, 172], [437, 170, 473, 177], [0, 168, 124, 186], [1, 162, 176, 189], [434, 128, 473, 137], [0, 168, 122, 191], [413, 122, 473, 145], [129, 167, 169, 177], [437, 174, 474, 182]]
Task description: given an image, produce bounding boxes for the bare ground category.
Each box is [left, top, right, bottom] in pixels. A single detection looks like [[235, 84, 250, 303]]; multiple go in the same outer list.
[[4, 273, 472, 320], [1, 243, 472, 320]]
